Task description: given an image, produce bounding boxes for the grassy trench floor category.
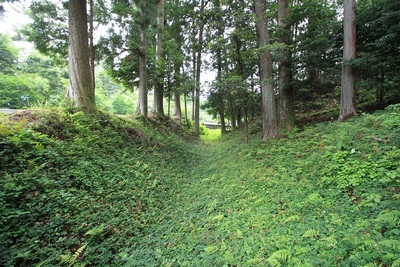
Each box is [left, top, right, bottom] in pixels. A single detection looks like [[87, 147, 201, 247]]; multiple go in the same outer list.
[[123, 109, 400, 266]]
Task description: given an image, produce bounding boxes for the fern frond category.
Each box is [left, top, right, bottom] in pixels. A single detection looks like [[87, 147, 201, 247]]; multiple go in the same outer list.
[[266, 257, 281, 267], [204, 245, 218, 255], [379, 239, 400, 250], [363, 262, 378, 267], [321, 235, 338, 247], [267, 249, 291, 266], [293, 245, 311, 255], [85, 224, 104, 237], [73, 243, 87, 262], [302, 228, 320, 239], [392, 258, 400, 267], [60, 253, 73, 265], [284, 215, 300, 223], [375, 210, 400, 228], [59, 243, 87, 267], [363, 239, 376, 248]]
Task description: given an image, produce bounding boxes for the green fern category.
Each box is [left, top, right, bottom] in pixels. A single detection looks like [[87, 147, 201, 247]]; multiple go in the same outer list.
[[379, 239, 400, 250], [375, 210, 400, 229], [329, 213, 344, 226], [363, 262, 379, 267], [266, 249, 291, 267], [204, 245, 218, 255], [363, 239, 377, 248], [85, 224, 104, 237], [266, 257, 281, 267], [392, 258, 400, 267], [60, 243, 87, 267], [321, 235, 338, 247], [284, 215, 300, 223], [302, 228, 320, 239], [293, 245, 312, 255]]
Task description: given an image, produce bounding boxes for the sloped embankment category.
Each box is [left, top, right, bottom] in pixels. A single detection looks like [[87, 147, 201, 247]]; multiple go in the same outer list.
[[122, 105, 400, 266], [0, 109, 196, 266]]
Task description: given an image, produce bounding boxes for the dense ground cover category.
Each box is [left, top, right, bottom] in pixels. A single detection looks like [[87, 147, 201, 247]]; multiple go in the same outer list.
[[1, 106, 399, 266], [0, 110, 196, 266]]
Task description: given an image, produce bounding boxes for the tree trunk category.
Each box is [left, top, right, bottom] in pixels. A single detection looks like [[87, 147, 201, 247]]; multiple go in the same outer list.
[[277, 0, 295, 132], [377, 67, 384, 102], [228, 93, 236, 129], [89, 0, 95, 96], [194, 0, 206, 136], [237, 108, 242, 128], [215, 0, 226, 134], [218, 93, 226, 133], [184, 93, 188, 126], [339, 0, 357, 121], [254, 0, 278, 140], [68, 0, 96, 113], [136, 20, 148, 117], [152, 0, 165, 117], [173, 91, 182, 121], [134, 0, 148, 116], [191, 14, 197, 122], [244, 107, 248, 143]]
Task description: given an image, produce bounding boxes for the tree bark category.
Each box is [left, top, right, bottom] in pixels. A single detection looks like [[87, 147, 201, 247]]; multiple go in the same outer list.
[[277, 0, 295, 132], [194, 0, 206, 136], [173, 91, 182, 121], [184, 93, 188, 126], [218, 93, 226, 133], [89, 0, 95, 95], [136, 0, 148, 117], [215, 0, 226, 134], [68, 0, 96, 113], [152, 0, 165, 117], [339, 0, 357, 121], [254, 0, 278, 140], [173, 61, 182, 122]]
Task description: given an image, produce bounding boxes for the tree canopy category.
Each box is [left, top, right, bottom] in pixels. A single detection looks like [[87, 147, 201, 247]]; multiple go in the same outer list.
[[0, 0, 399, 132]]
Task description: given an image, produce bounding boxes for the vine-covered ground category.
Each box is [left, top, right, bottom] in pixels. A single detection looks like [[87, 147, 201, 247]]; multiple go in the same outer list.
[[1, 106, 399, 266]]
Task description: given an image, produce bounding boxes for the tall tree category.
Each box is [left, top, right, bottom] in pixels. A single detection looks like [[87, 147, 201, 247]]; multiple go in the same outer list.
[[68, 0, 96, 113], [193, 0, 207, 136], [89, 0, 95, 96], [277, 0, 295, 131], [214, 0, 226, 134], [339, 0, 356, 121], [152, 0, 165, 117], [254, 0, 278, 140], [136, 0, 149, 117]]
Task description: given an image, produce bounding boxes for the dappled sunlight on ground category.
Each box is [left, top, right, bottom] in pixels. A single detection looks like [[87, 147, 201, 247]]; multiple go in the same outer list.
[[200, 128, 221, 142]]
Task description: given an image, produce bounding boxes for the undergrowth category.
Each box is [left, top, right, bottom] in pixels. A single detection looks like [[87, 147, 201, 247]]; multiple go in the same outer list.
[[0, 109, 195, 266], [1, 105, 399, 266]]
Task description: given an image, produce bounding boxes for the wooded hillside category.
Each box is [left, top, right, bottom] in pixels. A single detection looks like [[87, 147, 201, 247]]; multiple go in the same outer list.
[[0, 0, 399, 136]]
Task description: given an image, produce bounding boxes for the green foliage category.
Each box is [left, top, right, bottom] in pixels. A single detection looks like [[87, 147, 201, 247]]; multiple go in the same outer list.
[[60, 243, 87, 267], [356, 0, 400, 102], [0, 33, 19, 74], [21, 51, 69, 105], [0, 73, 48, 108], [0, 33, 69, 109], [1, 106, 399, 266], [0, 109, 195, 266], [22, 1, 68, 63]]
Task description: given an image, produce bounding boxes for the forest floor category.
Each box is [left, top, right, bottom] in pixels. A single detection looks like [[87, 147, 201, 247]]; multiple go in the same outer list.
[[126, 108, 400, 266], [1, 107, 400, 266]]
